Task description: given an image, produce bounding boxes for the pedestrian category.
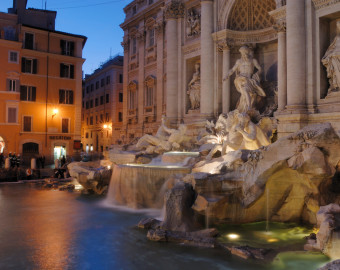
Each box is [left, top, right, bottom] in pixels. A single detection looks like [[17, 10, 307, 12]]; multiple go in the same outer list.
[[61, 155, 66, 167], [16, 154, 21, 168], [41, 156, 45, 168], [0, 152, 4, 168]]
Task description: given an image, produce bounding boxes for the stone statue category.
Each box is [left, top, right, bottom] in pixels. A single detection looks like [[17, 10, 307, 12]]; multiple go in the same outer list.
[[186, 10, 200, 37], [322, 20, 340, 96], [187, 62, 200, 110], [223, 46, 266, 113], [136, 117, 191, 154]]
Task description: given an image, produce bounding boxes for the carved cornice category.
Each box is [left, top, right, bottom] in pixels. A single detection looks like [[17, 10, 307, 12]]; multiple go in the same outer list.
[[312, 0, 340, 10], [164, 1, 185, 20], [212, 27, 277, 46]]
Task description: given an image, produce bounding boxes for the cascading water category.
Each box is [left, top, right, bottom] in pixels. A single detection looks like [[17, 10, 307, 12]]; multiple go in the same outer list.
[[106, 163, 191, 209]]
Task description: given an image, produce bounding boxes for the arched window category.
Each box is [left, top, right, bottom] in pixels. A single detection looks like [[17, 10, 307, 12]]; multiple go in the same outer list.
[[144, 76, 156, 107], [128, 81, 138, 110]]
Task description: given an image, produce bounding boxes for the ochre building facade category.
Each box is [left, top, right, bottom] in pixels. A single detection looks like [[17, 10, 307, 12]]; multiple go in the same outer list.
[[0, 0, 86, 163]]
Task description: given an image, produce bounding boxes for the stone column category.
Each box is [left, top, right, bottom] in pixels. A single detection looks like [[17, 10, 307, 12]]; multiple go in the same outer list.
[[200, 0, 214, 116], [165, 1, 184, 122], [155, 21, 165, 121], [222, 44, 231, 113], [286, 0, 306, 110], [137, 28, 145, 127], [275, 22, 287, 111], [121, 35, 129, 128]]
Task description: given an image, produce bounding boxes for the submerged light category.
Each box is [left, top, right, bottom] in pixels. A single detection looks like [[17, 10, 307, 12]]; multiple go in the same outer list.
[[227, 234, 240, 240]]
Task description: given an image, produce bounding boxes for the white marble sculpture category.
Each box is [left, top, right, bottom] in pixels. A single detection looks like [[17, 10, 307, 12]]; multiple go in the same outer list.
[[186, 10, 200, 38], [136, 116, 191, 154], [322, 20, 340, 96], [223, 46, 266, 113], [187, 62, 201, 110]]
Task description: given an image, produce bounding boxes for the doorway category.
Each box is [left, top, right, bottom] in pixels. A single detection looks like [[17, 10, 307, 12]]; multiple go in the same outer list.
[[54, 146, 66, 161]]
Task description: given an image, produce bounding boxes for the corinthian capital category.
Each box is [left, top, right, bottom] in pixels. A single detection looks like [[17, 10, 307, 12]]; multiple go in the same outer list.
[[164, 1, 185, 20], [273, 21, 286, 33]]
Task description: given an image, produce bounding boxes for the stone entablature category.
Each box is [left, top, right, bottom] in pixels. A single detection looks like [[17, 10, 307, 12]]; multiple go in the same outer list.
[[212, 28, 277, 46], [312, 0, 340, 10]]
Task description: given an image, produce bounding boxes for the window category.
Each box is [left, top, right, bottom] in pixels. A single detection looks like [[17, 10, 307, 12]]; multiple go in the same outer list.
[[100, 96, 104, 105], [96, 115, 98, 124], [86, 117, 89, 125], [82, 102, 84, 108], [90, 116, 93, 125], [59, 89, 74, 104], [106, 94, 109, 103], [21, 58, 37, 74], [132, 6, 137, 14], [7, 79, 18, 92], [149, 0, 153, 4], [20, 86, 36, 101], [9, 51, 18, 63], [101, 78, 105, 87], [85, 133, 89, 138], [4, 27, 16, 41], [91, 84, 94, 92], [62, 118, 69, 133], [24, 33, 34, 50], [119, 74, 123, 83], [60, 40, 75, 56], [100, 114, 103, 122], [23, 116, 32, 132], [145, 86, 153, 106], [96, 81, 99, 89], [148, 29, 155, 47], [7, 107, 17, 123], [118, 112, 123, 122], [95, 98, 98, 107], [90, 100, 93, 108], [131, 38, 137, 55], [106, 113, 110, 122], [106, 76, 110, 84], [60, 63, 74, 78], [86, 101, 89, 109], [86, 86, 90, 93], [119, 93, 123, 102]]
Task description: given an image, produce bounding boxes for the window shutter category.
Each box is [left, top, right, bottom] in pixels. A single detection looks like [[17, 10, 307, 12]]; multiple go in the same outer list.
[[33, 59, 37, 74], [60, 40, 65, 54], [60, 63, 64, 77], [20, 86, 27, 100], [59, 89, 64, 103], [70, 42, 75, 56], [16, 80, 20, 92], [70, 65, 74, 79], [32, 87, 36, 101], [21, 57, 26, 72], [6, 79, 10, 91], [69, 91, 74, 104]]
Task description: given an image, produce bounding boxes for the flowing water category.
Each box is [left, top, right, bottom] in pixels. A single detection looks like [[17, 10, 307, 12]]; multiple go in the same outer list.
[[0, 184, 330, 270]]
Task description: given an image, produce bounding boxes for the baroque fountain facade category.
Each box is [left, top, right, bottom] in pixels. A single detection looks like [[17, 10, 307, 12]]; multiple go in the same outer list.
[[71, 0, 340, 267]]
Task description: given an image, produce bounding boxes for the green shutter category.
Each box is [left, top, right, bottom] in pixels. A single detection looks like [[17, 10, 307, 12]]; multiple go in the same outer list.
[[20, 86, 27, 100]]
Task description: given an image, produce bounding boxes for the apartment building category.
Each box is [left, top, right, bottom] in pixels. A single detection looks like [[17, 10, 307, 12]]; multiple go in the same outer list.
[[0, 0, 86, 164], [82, 56, 124, 152]]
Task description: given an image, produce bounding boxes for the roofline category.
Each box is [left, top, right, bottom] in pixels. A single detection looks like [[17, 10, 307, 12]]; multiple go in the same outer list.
[[22, 24, 87, 47]]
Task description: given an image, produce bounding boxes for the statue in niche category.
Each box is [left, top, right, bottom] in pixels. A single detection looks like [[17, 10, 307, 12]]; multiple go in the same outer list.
[[186, 10, 200, 37], [322, 20, 340, 96], [187, 62, 201, 110], [223, 45, 266, 113]]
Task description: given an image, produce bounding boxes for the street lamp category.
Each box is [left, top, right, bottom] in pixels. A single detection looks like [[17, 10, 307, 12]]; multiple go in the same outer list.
[[52, 108, 59, 118]]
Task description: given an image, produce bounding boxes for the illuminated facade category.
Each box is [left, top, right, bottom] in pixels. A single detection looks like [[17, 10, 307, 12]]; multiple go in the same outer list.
[[82, 56, 124, 152], [0, 0, 86, 164]]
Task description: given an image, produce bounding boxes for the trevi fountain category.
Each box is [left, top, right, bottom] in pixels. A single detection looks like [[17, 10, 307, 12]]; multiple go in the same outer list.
[[66, 43, 340, 269]]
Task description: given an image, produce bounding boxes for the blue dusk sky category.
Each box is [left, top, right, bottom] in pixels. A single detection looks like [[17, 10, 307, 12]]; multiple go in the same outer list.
[[0, 0, 130, 76]]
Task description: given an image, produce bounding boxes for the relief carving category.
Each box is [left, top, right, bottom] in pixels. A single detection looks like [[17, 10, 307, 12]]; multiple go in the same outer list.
[[186, 9, 201, 38]]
